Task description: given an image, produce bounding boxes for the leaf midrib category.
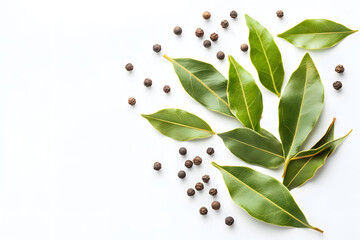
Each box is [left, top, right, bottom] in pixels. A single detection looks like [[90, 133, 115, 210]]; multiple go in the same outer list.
[[280, 30, 357, 36]]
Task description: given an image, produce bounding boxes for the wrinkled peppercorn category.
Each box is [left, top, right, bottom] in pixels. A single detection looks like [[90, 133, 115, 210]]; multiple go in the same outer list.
[[163, 85, 171, 93], [230, 10, 238, 18], [221, 20, 229, 28], [202, 175, 210, 183], [276, 10, 284, 18], [240, 43, 249, 52], [209, 188, 218, 196], [153, 162, 161, 171], [187, 188, 195, 196], [206, 147, 215, 155], [125, 63, 134, 71], [203, 40, 211, 48], [202, 11, 211, 20], [128, 97, 136, 106], [178, 170, 186, 179], [193, 156, 202, 165], [144, 78, 152, 87], [335, 64, 345, 73], [210, 33, 219, 41], [185, 160, 193, 168], [173, 26, 182, 35], [195, 182, 204, 191], [211, 201, 221, 210], [216, 51, 225, 60], [225, 216, 234, 226], [195, 28, 204, 37], [153, 44, 162, 53], [333, 81, 342, 90], [179, 147, 187, 155], [199, 207, 208, 215]]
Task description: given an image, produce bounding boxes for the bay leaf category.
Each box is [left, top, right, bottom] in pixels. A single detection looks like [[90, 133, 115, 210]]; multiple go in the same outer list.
[[278, 19, 358, 49], [212, 162, 323, 233], [142, 108, 215, 141], [228, 55, 263, 132], [279, 53, 324, 176], [163, 55, 232, 116], [218, 128, 284, 168], [245, 14, 284, 97]]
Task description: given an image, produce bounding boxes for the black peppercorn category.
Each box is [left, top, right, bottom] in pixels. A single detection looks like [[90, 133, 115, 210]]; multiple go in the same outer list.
[[216, 51, 225, 60], [179, 147, 187, 155], [206, 147, 215, 155], [195, 28, 204, 38], [173, 26, 182, 35], [203, 40, 211, 48], [202, 175, 210, 183], [153, 162, 161, 171], [240, 43, 249, 52], [125, 63, 134, 71], [128, 97, 136, 106], [193, 156, 202, 165], [153, 44, 162, 53], [202, 11, 211, 20], [144, 78, 152, 87], [335, 64, 345, 73], [195, 182, 204, 191], [163, 85, 171, 93], [210, 33, 218, 41], [333, 81, 342, 90], [178, 170, 186, 179], [276, 10, 284, 18], [230, 10, 238, 19], [221, 20, 229, 28], [185, 160, 193, 168], [187, 188, 195, 196], [209, 188, 218, 196], [225, 216, 234, 226], [199, 207, 208, 215], [211, 201, 221, 210]]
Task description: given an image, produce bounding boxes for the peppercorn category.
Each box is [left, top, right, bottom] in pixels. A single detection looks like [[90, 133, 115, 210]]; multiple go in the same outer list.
[[230, 10, 238, 18], [153, 44, 161, 53], [195, 28, 204, 38], [173, 26, 182, 35], [187, 188, 195, 196], [125, 63, 134, 71], [195, 182, 204, 191], [153, 162, 161, 171], [203, 40, 211, 48], [193, 156, 202, 165], [202, 175, 210, 183], [185, 160, 193, 168], [179, 147, 187, 155], [128, 97, 136, 106], [178, 170, 186, 179], [240, 43, 249, 52], [206, 147, 215, 155], [202, 11, 211, 20], [144, 78, 152, 87], [221, 20, 229, 28], [335, 64, 345, 73], [209, 188, 218, 196], [225, 216, 234, 226], [210, 33, 218, 41], [276, 10, 284, 18], [211, 201, 221, 210], [333, 81, 342, 90], [199, 207, 208, 215], [163, 85, 171, 93], [216, 51, 225, 60]]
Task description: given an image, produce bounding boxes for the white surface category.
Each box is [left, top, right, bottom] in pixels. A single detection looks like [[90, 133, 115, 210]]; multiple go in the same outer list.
[[0, 0, 359, 239]]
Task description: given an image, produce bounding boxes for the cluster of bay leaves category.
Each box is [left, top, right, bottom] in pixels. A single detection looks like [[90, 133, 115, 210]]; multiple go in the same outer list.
[[142, 15, 356, 232]]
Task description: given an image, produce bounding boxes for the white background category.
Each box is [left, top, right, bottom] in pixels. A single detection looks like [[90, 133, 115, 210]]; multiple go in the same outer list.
[[0, 0, 359, 239]]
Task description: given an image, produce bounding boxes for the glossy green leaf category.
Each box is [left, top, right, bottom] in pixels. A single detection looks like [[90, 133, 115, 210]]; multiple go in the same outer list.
[[163, 55, 232, 116], [218, 128, 284, 168], [279, 53, 324, 176], [245, 14, 284, 97], [141, 108, 215, 141], [278, 19, 358, 49], [212, 163, 323, 233]]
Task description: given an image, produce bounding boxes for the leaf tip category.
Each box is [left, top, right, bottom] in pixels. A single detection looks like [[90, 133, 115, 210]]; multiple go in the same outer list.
[[211, 162, 220, 168]]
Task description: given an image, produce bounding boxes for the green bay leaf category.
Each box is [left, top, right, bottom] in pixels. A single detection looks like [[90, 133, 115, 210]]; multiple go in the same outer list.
[[212, 163, 323, 233], [278, 19, 358, 49], [142, 108, 215, 141]]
